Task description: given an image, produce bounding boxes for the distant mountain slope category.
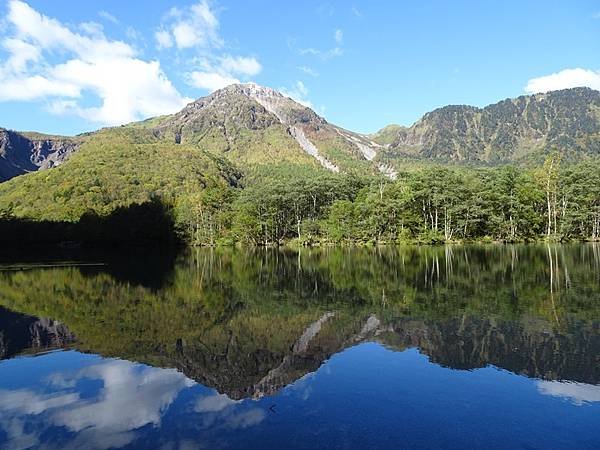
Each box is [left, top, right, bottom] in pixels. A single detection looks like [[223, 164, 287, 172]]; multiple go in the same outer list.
[[0, 128, 80, 182], [373, 87, 600, 164], [1, 84, 599, 198], [0, 127, 240, 221], [149, 83, 386, 175]]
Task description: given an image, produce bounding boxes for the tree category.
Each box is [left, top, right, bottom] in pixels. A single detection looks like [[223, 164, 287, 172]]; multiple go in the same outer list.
[[536, 153, 562, 238]]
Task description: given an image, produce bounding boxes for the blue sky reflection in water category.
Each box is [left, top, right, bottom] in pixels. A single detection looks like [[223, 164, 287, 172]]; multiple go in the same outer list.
[[0, 245, 599, 449], [0, 345, 599, 449]]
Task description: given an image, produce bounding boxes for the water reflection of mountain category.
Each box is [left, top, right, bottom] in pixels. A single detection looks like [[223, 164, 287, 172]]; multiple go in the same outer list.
[[1, 306, 598, 397], [0, 245, 598, 397], [0, 306, 74, 359], [377, 316, 600, 384]]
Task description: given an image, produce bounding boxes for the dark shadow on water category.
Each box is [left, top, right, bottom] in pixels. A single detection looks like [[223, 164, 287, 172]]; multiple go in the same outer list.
[[0, 306, 75, 359], [0, 247, 179, 291], [0, 199, 182, 289]]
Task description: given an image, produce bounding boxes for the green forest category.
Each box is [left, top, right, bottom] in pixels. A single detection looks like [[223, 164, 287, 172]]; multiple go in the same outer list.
[[218, 156, 600, 246], [0, 136, 599, 247]]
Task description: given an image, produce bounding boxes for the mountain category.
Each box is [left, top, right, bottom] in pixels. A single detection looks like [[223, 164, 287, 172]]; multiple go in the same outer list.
[[1, 84, 599, 227], [0, 128, 80, 182], [372, 87, 600, 164], [147, 83, 390, 175], [1, 85, 599, 186], [0, 306, 74, 359], [0, 83, 395, 184], [0, 126, 241, 221]]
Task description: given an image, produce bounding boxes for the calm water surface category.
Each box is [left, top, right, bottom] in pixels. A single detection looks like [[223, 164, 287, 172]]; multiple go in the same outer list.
[[0, 245, 599, 449]]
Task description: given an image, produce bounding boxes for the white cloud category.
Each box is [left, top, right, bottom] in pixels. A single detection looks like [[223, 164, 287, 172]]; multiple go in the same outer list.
[[298, 30, 344, 61], [6, 0, 134, 59], [334, 29, 343, 44], [2, 37, 41, 72], [0, 75, 80, 102], [299, 46, 343, 60], [195, 392, 239, 413], [219, 55, 262, 76], [48, 58, 192, 124], [188, 71, 240, 91], [173, 22, 200, 48], [280, 81, 313, 108], [525, 68, 600, 94], [0, 0, 190, 125], [186, 56, 262, 91], [184, 55, 262, 94], [0, 359, 194, 450], [224, 408, 265, 429], [154, 2, 262, 94], [298, 66, 318, 77], [156, 0, 222, 50], [79, 21, 104, 37], [537, 380, 600, 405], [194, 391, 265, 431], [292, 25, 344, 61], [125, 26, 143, 42], [0, 1, 264, 121], [155, 29, 174, 49], [98, 11, 119, 24]]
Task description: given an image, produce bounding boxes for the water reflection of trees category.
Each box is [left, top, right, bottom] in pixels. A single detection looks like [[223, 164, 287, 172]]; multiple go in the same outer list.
[[0, 244, 598, 396]]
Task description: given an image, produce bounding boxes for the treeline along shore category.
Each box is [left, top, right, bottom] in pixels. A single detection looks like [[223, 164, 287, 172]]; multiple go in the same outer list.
[[1, 155, 599, 248]]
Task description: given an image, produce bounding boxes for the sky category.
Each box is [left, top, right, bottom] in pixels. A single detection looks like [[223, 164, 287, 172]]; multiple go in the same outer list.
[[0, 0, 598, 136]]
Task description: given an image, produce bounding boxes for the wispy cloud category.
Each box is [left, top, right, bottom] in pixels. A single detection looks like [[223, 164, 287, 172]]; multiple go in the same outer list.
[[525, 68, 600, 93], [299, 46, 343, 60], [219, 55, 262, 76], [316, 3, 334, 17], [280, 81, 312, 107], [155, 1, 222, 50], [79, 21, 104, 37], [187, 55, 262, 91], [187, 71, 239, 91], [298, 66, 319, 77], [98, 10, 119, 24], [334, 29, 343, 44], [187, 54, 262, 91], [154, 1, 262, 93], [296, 27, 344, 61]]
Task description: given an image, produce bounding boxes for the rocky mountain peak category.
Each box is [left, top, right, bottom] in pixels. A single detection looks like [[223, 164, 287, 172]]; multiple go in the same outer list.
[[154, 83, 345, 173], [195, 82, 325, 127], [0, 129, 79, 182]]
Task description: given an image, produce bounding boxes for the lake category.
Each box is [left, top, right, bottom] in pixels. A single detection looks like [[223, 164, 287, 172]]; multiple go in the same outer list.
[[0, 244, 599, 449]]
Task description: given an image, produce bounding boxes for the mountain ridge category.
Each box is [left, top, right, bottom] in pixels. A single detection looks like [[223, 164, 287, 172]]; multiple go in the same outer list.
[[0, 85, 599, 184], [372, 87, 600, 164]]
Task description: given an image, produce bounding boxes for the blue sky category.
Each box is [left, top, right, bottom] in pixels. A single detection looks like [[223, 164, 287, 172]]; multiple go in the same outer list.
[[0, 0, 599, 135]]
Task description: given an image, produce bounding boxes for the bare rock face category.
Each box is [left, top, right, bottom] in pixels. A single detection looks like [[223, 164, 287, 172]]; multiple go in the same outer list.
[[0, 128, 79, 182]]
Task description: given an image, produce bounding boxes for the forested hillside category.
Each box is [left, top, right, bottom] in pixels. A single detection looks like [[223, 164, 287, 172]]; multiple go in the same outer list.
[[0, 84, 599, 246], [373, 87, 600, 164]]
